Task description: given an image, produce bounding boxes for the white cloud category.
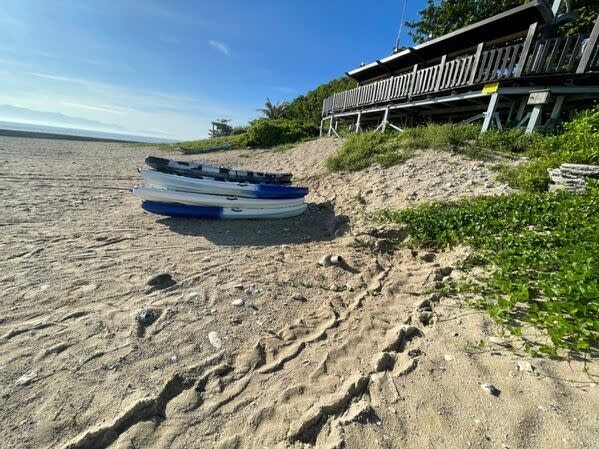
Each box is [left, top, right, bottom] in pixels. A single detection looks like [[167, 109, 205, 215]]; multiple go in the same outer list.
[[209, 40, 230, 56]]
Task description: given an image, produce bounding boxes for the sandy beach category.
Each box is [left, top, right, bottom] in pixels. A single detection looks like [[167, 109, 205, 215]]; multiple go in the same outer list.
[[0, 136, 597, 449]]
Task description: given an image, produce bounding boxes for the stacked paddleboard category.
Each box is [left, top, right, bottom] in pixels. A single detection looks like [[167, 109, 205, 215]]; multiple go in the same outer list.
[[132, 156, 308, 219]]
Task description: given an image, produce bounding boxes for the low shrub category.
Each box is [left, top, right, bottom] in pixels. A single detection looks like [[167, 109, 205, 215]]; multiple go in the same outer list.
[[170, 134, 247, 153], [244, 119, 318, 148], [494, 105, 599, 192], [326, 124, 479, 172], [370, 188, 599, 356]]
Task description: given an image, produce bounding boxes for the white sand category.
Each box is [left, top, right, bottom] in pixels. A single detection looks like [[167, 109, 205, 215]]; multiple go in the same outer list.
[[0, 136, 596, 449]]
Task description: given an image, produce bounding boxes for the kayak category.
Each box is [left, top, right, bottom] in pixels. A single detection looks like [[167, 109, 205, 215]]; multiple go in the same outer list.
[[131, 185, 305, 209], [141, 201, 307, 219], [139, 169, 308, 199], [145, 155, 293, 184]]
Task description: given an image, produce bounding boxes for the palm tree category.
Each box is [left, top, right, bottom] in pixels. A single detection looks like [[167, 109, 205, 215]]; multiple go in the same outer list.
[[257, 97, 289, 119]]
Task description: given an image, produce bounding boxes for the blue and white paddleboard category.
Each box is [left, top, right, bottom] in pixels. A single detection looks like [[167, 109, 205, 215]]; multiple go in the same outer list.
[[139, 169, 308, 199], [141, 201, 307, 219], [132, 185, 305, 209]]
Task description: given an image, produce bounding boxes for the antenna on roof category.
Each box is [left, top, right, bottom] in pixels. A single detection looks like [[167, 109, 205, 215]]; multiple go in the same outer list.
[[393, 0, 409, 53]]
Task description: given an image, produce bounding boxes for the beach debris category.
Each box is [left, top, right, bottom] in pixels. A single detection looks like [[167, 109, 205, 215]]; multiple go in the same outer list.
[[146, 273, 176, 291], [346, 283, 355, 292], [15, 370, 38, 387], [517, 360, 537, 375], [208, 331, 223, 350], [292, 292, 306, 301], [330, 255, 344, 265], [444, 354, 454, 361], [481, 383, 501, 397], [188, 291, 200, 300], [231, 299, 245, 307], [137, 308, 160, 326], [319, 254, 332, 267], [233, 283, 244, 290], [170, 354, 178, 363]]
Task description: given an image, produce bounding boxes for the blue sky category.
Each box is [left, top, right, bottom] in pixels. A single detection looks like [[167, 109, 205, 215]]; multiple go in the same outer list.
[[0, 0, 424, 139]]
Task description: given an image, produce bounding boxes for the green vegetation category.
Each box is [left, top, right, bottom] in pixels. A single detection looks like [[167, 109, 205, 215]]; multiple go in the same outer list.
[[327, 106, 599, 192], [257, 98, 289, 120], [286, 77, 357, 127], [494, 106, 599, 192], [244, 119, 318, 148], [167, 134, 248, 153], [326, 124, 479, 171], [407, 0, 598, 44], [370, 189, 599, 356]]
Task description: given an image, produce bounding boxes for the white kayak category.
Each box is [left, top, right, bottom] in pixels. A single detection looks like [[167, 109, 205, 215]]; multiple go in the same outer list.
[[139, 169, 308, 199], [141, 201, 308, 219], [132, 186, 305, 209]]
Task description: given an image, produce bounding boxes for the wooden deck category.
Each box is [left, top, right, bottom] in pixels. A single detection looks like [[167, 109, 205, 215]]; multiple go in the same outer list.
[[322, 31, 599, 118]]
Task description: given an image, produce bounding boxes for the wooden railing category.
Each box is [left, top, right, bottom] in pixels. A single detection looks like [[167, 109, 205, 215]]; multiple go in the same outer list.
[[322, 31, 598, 116]]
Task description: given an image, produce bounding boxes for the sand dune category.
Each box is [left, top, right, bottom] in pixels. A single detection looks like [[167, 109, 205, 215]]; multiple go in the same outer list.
[[0, 137, 596, 449]]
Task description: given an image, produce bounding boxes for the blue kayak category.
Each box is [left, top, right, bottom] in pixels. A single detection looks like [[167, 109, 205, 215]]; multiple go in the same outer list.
[[141, 201, 307, 219]]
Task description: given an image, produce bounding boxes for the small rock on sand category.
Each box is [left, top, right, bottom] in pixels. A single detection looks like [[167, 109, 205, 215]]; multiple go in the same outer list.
[[188, 291, 200, 300], [137, 309, 159, 326], [146, 273, 175, 288], [15, 370, 38, 387], [231, 299, 245, 307], [481, 384, 501, 397], [208, 331, 223, 349], [292, 293, 306, 301], [517, 361, 536, 374]]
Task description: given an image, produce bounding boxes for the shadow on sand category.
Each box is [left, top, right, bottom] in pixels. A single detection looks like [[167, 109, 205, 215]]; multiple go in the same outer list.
[[156, 202, 349, 247]]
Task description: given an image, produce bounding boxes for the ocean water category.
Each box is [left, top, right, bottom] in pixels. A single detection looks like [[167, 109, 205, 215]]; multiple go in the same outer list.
[[0, 121, 177, 143]]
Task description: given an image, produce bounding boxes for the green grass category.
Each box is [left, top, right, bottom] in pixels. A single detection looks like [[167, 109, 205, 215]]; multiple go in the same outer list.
[[326, 124, 482, 172], [370, 189, 599, 356], [326, 106, 599, 194]]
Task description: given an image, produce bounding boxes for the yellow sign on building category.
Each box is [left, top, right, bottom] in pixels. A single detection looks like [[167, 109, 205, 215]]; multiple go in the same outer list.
[[482, 82, 499, 94]]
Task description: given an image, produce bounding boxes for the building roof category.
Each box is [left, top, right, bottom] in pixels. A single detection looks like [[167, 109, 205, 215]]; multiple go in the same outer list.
[[347, 0, 554, 83]]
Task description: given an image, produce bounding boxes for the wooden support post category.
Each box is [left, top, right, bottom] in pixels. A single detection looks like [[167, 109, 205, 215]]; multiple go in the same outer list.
[[408, 64, 419, 97], [515, 22, 538, 77], [327, 115, 334, 137], [382, 107, 390, 131], [545, 95, 565, 129], [319, 119, 324, 137], [506, 100, 516, 124], [550, 96, 565, 121], [356, 111, 362, 133], [516, 97, 527, 121], [526, 105, 543, 134], [435, 55, 447, 91], [469, 43, 484, 85], [576, 15, 599, 74], [481, 93, 499, 133]]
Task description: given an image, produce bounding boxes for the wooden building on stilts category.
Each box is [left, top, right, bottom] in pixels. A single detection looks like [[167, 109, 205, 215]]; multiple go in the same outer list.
[[320, 0, 599, 136]]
